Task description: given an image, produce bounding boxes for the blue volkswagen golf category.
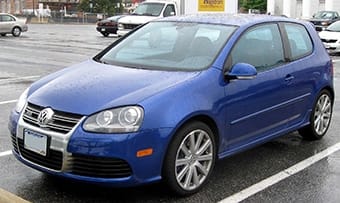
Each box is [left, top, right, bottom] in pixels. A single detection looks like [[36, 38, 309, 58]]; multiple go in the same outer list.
[[9, 14, 334, 195]]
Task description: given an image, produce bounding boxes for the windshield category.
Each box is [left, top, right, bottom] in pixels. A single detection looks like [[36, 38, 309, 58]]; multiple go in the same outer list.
[[98, 22, 237, 71], [327, 21, 340, 31], [314, 11, 334, 19], [133, 3, 165, 16]]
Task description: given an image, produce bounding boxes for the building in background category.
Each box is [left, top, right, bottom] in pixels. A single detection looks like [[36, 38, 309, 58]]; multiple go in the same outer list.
[[0, 0, 78, 15], [0, 0, 25, 14], [268, 0, 340, 19]]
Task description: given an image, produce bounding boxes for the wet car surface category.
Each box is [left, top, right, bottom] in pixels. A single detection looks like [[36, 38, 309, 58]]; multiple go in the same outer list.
[[1, 23, 340, 202]]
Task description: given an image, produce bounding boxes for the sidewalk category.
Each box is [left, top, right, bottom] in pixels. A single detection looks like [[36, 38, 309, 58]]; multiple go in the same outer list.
[[0, 188, 30, 203]]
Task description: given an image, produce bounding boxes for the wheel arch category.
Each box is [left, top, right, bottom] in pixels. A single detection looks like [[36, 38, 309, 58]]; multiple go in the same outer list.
[[323, 86, 335, 104], [185, 115, 220, 149], [12, 26, 21, 31]]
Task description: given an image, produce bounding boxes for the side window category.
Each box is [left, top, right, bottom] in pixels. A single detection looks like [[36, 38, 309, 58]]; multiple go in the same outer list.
[[284, 23, 313, 60], [229, 24, 285, 72], [164, 5, 175, 17], [2, 15, 15, 22]]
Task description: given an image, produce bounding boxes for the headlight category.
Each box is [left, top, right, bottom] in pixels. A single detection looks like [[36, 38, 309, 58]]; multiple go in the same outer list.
[[321, 21, 330, 26], [83, 106, 144, 133], [15, 88, 29, 113], [118, 23, 124, 29]]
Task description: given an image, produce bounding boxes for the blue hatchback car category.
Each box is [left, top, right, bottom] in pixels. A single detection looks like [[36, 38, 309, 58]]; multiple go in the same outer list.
[[9, 14, 334, 195]]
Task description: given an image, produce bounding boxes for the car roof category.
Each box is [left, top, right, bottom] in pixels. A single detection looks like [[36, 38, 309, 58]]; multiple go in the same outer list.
[[156, 13, 301, 27]]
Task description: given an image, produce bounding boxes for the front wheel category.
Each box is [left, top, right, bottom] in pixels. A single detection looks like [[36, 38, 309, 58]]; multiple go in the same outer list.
[[101, 32, 109, 37], [299, 90, 333, 140], [12, 27, 21, 37], [163, 121, 216, 196]]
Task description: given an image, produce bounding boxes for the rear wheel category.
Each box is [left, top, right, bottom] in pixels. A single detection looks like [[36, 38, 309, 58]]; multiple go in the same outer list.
[[12, 27, 21, 37], [299, 90, 333, 140], [163, 121, 216, 196]]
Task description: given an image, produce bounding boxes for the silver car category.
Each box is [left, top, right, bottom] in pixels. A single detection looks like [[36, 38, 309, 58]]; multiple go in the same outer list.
[[0, 13, 28, 37]]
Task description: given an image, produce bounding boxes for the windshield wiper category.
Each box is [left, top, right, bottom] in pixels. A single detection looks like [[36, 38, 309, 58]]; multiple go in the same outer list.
[[141, 13, 155, 16]]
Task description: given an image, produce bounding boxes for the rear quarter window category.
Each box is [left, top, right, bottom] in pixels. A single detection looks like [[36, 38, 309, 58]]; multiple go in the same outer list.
[[284, 23, 313, 60]]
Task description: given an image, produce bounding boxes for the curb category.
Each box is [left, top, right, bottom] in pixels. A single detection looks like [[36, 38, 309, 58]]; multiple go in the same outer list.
[[0, 188, 30, 203]]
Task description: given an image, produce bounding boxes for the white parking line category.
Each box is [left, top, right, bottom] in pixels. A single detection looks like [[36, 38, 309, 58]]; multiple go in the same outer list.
[[332, 59, 340, 63], [219, 142, 340, 203], [0, 75, 40, 83], [0, 150, 12, 157], [0, 100, 17, 105]]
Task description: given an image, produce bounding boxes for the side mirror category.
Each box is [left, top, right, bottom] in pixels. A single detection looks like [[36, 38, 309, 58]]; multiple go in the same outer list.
[[225, 63, 257, 80], [170, 11, 175, 16]]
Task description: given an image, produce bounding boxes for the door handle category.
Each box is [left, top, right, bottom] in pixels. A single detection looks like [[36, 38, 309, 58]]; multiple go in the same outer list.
[[285, 74, 295, 82]]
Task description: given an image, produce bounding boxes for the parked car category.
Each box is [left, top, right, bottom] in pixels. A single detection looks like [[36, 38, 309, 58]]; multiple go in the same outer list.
[[9, 14, 334, 196], [308, 10, 340, 31], [319, 20, 340, 53], [96, 15, 125, 37], [0, 13, 28, 37]]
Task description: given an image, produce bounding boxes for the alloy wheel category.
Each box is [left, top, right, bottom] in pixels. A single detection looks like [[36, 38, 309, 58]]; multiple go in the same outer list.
[[314, 94, 332, 135], [175, 129, 213, 191]]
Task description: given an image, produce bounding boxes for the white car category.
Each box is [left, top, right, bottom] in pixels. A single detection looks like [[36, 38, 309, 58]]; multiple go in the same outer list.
[[0, 13, 28, 37], [318, 20, 340, 53]]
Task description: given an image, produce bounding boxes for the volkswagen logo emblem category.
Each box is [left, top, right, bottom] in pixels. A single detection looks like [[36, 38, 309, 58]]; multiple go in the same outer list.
[[37, 108, 54, 127]]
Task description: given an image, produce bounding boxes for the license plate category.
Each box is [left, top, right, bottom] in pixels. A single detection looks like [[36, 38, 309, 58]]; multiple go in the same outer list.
[[24, 129, 48, 156], [101, 28, 106, 31]]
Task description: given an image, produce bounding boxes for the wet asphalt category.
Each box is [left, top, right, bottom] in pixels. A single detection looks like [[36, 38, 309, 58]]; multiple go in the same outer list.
[[0, 24, 340, 203]]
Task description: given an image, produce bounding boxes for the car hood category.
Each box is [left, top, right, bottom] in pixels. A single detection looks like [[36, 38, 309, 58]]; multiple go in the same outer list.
[[28, 60, 199, 115], [119, 15, 158, 25], [319, 30, 340, 39]]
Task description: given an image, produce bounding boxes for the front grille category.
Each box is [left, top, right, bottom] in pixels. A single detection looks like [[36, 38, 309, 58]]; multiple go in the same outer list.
[[321, 39, 337, 43], [123, 23, 139, 30], [23, 103, 83, 134], [11, 133, 19, 154], [17, 139, 63, 170], [311, 21, 322, 25], [69, 154, 132, 178]]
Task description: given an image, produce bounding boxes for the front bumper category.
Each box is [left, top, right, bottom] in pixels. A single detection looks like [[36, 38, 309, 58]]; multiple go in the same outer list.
[[9, 108, 172, 187], [96, 26, 117, 34], [22, 24, 28, 32], [323, 42, 340, 54], [117, 29, 131, 37]]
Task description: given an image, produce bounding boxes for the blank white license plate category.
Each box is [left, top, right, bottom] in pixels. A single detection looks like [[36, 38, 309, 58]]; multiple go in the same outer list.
[[24, 129, 48, 156], [101, 28, 106, 31]]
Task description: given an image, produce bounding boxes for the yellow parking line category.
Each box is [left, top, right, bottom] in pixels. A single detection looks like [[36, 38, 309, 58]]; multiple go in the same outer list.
[[0, 188, 30, 203]]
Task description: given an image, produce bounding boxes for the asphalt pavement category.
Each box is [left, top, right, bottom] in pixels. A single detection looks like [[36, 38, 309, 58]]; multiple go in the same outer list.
[[1, 24, 340, 203]]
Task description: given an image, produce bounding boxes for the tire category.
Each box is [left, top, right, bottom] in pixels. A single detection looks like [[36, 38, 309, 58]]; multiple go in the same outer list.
[[163, 121, 216, 196], [12, 27, 21, 37], [1, 33, 6, 36], [299, 90, 333, 140], [101, 32, 109, 37]]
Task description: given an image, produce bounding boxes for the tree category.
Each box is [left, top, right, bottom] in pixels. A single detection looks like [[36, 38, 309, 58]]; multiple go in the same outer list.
[[78, 0, 123, 16], [239, 0, 267, 13]]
